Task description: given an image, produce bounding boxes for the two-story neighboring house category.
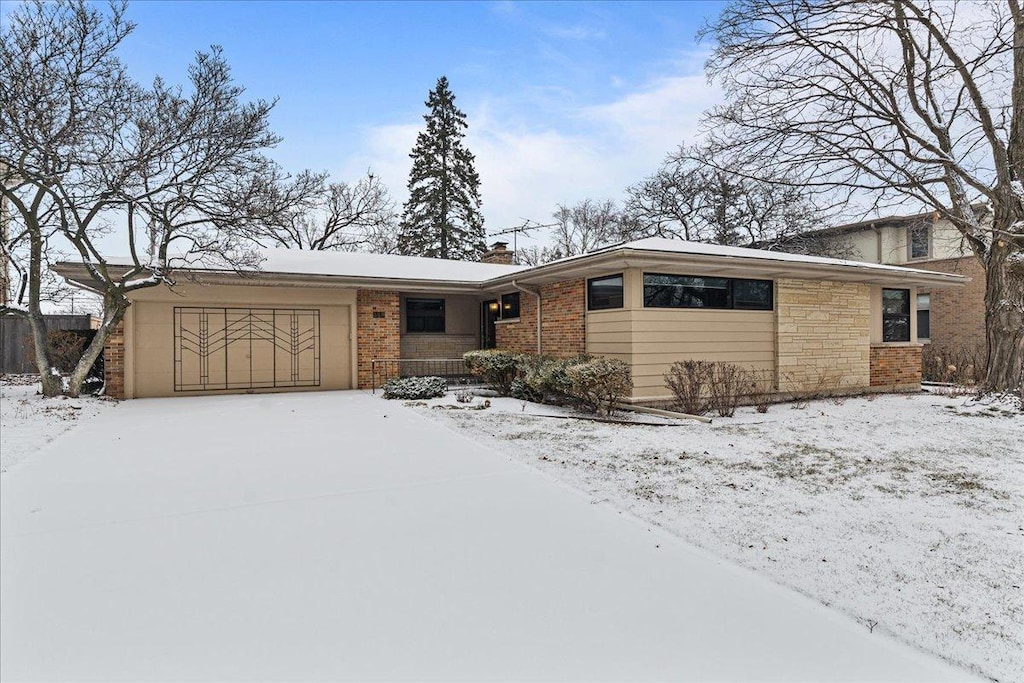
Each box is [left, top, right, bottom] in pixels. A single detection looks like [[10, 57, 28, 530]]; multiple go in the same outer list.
[[808, 211, 986, 373]]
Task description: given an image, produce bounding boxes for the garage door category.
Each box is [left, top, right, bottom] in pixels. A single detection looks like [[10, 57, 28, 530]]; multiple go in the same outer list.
[[131, 301, 351, 398]]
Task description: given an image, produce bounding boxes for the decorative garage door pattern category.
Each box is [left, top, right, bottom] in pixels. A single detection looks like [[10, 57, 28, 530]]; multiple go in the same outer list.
[[174, 307, 321, 391]]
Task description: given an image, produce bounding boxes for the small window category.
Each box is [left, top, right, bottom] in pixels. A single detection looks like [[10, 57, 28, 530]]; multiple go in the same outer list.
[[588, 274, 624, 310], [909, 223, 930, 259], [406, 298, 445, 333], [501, 293, 520, 319], [732, 278, 774, 310], [643, 273, 773, 311], [882, 289, 911, 342], [917, 293, 931, 340]]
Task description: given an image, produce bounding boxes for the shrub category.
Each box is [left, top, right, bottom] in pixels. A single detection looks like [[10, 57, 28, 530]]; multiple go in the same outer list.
[[564, 357, 632, 415], [516, 354, 588, 403], [709, 362, 748, 417], [382, 376, 447, 400], [664, 360, 714, 415], [922, 344, 985, 385], [747, 369, 774, 413], [463, 349, 520, 396], [509, 377, 543, 402]]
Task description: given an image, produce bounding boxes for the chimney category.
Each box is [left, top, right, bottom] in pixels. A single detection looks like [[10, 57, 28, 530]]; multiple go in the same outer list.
[[481, 241, 515, 265]]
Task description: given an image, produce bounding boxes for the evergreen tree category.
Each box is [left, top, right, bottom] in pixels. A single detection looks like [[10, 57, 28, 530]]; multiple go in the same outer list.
[[398, 77, 485, 260]]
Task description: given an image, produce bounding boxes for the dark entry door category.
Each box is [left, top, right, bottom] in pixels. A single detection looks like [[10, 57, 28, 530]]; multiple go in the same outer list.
[[481, 300, 499, 349]]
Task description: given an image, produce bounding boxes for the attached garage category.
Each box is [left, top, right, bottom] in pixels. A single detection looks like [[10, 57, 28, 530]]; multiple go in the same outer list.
[[124, 284, 356, 399]]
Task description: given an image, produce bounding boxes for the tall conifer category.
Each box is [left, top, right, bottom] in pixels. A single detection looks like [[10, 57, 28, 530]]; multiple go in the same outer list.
[[398, 77, 485, 260]]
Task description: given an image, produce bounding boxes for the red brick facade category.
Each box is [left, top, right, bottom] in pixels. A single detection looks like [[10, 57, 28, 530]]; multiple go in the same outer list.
[[869, 344, 922, 389], [918, 256, 986, 356], [356, 289, 400, 389], [495, 279, 586, 357], [104, 320, 125, 399]]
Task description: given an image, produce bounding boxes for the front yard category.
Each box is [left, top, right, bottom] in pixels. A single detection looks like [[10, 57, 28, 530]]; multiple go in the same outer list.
[[411, 391, 1022, 682]]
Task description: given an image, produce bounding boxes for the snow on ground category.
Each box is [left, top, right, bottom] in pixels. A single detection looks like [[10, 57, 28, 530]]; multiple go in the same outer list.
[[0, 376, 116, 474], [2, 390, 970, 681], [411, 392, 1023, 682]]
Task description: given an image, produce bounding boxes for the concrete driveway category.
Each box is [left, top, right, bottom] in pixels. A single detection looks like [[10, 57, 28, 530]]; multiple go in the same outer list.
[[0, 391, 971, 681]]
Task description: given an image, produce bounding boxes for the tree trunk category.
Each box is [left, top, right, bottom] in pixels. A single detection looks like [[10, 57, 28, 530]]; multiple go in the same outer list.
[[26, 228, 60, 396], [981, 238, 1024, 394], [66, 297, 127, 398]]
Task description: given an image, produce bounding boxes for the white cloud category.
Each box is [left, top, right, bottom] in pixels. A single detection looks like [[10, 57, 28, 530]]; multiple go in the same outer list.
[[343, 66, 722, 244]]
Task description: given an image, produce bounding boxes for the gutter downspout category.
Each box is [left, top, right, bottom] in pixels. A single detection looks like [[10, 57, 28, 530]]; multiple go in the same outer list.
[[512, 280, 542, 354]]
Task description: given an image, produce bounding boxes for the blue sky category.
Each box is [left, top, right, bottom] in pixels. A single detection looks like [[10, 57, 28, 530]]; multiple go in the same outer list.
[[29, 1, 728, 246]]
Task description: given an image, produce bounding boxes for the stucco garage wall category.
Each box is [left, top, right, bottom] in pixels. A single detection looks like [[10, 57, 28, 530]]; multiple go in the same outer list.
[[125, 283, 356, 399]]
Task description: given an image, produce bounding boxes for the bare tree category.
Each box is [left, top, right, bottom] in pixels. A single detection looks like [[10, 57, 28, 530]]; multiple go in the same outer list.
[[623, 145, 841, 254], [246, 171, 400, 253], [551, 198, 623, 257], [700, 0, 1023, 393], [1, 0, 313, 396]]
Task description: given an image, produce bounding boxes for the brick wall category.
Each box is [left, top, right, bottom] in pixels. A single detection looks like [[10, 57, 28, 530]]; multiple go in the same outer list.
[[104, 320, 125, 399], [495, 279, 585, 357], [917, 256, 986, 355], [870, 344, 923, 389], [356, 289, 400, 389], [776, 279, 871, 393]]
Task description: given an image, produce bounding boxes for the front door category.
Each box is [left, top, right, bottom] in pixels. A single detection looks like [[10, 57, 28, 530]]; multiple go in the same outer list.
[[481, 300, 499, 349]]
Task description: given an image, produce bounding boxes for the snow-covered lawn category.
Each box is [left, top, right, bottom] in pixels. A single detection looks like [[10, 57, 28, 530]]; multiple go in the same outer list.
[[412, 392, 1023, 683], [2, 389, 971, 681], [0, 376, 115, 474]]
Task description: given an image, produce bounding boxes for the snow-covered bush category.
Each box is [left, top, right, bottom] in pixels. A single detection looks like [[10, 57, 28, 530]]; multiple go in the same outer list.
[[382, 376, 447, 400], [664, 360, 714, 415], [463, 350, 519, 396], [516, 354, 587, 403], [565, 357, 632, 415], [509, 377, 543, 402]]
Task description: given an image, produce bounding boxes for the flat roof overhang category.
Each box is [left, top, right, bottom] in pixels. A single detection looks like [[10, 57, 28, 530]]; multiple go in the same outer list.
[[479, 248, 969, 290], [53, 246, 968, 299]]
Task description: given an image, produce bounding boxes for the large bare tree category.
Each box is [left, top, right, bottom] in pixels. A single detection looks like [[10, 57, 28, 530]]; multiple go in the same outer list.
[[701, 0, 1023, 393], [1, 0, 312, 396], [623, 145, 842, 255], [245, 171, 400, 253]]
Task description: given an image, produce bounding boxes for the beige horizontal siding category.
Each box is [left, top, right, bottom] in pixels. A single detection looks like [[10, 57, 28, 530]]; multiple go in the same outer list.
[[587, 307, 776, 400]]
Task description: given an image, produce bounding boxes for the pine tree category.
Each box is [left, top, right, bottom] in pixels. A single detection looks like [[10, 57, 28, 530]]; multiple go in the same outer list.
[[398, 77, 485, 260]]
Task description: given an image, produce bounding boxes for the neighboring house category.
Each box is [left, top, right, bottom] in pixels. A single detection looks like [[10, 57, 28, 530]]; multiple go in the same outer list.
[[803, 212, 986, 359], [54, 238, 965, 402]]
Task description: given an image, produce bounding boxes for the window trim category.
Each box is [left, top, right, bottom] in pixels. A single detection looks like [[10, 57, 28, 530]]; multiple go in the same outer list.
[[587, 273, 625, 311], [642, 273, 774, 311], [405, 297, 446, 334], [881, 288, 911, 343]]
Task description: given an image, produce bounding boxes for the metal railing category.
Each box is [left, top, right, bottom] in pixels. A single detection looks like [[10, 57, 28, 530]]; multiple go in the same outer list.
[[370, 358, 477, 393]]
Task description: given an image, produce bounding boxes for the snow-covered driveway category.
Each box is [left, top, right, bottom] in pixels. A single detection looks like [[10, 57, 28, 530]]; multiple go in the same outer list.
[[1, 391, 971, 681]]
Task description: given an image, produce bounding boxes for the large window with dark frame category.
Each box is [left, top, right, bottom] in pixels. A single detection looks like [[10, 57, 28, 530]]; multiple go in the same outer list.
[[501, 292, 520, 319], [908, 223, 931, 260], [882, 288, 911, 342], [406, 298, 445, 333], [642, 274, 773, 310], [587, 274, 624, 310]]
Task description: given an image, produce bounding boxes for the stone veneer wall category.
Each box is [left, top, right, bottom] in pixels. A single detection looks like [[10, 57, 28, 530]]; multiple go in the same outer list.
[[870, 345, 923, 389], [104, 320, 126, 399], [495, 279, 586, 357], [357, 289, 400, 389], [917, 256, 986, 355], [776, 279, 871, 393], [400, 333, 478, 360]]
